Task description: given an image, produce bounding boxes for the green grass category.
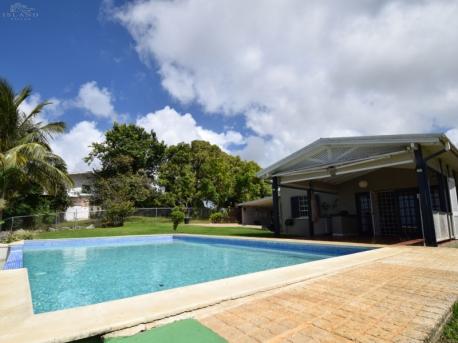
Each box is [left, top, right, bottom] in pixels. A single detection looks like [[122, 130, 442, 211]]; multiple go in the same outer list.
[[440, 303, 458, 342], [36, 216, 275, 240]]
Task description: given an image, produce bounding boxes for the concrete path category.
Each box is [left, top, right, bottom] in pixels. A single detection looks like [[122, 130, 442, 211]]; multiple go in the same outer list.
[[199, 247, 458, 342]]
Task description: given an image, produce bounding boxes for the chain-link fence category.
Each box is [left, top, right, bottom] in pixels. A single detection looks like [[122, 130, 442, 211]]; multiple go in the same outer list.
[[0, 207, 214, 233]]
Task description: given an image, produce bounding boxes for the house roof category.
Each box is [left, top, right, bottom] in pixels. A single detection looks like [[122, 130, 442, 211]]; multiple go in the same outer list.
[[237, 197, 273, 208], [257, 133, 456, 179]]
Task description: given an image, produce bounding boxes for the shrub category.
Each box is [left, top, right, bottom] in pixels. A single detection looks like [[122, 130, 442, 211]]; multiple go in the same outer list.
[[102, 200, 135, 227], [210, 211, 224, 223], [170, 207, 185, 231], [1, 230, 35, 243]]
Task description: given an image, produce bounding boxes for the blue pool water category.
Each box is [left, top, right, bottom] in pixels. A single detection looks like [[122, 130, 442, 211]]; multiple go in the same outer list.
[[19, 236, 369, 313]]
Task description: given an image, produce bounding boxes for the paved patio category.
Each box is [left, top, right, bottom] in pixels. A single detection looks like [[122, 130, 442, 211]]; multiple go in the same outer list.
[[198, 247, 458, 342]]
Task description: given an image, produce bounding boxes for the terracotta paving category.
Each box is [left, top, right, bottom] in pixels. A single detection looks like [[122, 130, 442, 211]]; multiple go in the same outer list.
[[199, 247, 458, 342]]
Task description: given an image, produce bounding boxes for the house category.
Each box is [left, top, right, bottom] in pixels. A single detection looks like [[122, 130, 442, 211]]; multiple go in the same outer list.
[[256, 133, 458, 247], [65, 172, 98, 220], [238, 197, 273, 227]]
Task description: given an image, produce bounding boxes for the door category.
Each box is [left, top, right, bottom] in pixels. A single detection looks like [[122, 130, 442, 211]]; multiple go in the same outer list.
[[356, 192, 373, 236], [378, 190, 421, 238]]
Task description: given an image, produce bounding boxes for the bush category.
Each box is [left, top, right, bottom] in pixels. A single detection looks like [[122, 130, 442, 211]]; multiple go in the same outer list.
[[210, 211, 224, 223], [170, 207, 185, 231], [1, 230, 35, 243], [102, 200, 135, 227]]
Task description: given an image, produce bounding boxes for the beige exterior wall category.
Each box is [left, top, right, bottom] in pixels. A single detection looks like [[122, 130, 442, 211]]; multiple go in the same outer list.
[[335, 168, 417, 215], [279, 187, 339, 236], [279, 187, 309, 235], [241, 207, 271, 226]]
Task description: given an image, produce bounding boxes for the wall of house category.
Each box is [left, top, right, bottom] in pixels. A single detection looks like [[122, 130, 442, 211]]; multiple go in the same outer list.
[[68, 173, 94, 196], [336, 167, 417, 215], [279, 187, 339, 236], [241, 207, 271, 226], [279, 187, 310, 235]]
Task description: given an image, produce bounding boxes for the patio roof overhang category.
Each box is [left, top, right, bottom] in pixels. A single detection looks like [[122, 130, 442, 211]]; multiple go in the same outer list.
[[278, 149, 414, 185], [257, 133, 458, 185]]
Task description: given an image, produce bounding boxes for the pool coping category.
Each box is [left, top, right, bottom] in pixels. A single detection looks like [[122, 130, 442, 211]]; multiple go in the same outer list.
[[0, 234, 400, 343]]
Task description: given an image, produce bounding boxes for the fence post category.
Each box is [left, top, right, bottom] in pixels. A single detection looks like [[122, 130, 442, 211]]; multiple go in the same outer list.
[[10, 217, 14, 233]]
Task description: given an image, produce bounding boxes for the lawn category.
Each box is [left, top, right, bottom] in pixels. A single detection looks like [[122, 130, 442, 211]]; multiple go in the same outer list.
[[440, 302, 458, 342], [35, 216, 275, 240]]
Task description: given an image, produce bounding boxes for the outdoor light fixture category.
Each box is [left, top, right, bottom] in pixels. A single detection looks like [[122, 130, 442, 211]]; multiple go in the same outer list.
[[358, 180, 368, 188], [328, 166, 337, 177]]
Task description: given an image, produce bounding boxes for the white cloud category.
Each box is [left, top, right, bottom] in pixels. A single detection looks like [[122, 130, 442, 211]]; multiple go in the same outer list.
[[18, 94, 63, 123], [19, 81, 117, 123], [136, 106, 244, 150], [75, 81, 115, 118], [50, 121, 104, 173], [113, 0, 458, 166]]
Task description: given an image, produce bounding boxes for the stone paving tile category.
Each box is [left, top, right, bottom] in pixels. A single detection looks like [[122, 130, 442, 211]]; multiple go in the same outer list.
[[200, 248, 458, 342]]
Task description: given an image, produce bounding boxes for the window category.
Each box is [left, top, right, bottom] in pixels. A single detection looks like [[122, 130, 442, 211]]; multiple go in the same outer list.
[[431, 186, 441, 212], [291, 196, 309, 218]]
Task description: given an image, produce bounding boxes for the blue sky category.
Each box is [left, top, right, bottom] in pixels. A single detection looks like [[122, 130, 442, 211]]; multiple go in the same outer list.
[[1, 0, 458, 172], [0, 0, 247, 172], [0, 0, 235, 131]]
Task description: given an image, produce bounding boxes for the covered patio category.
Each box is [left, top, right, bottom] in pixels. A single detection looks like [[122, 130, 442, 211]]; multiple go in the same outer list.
[[257, 134, 458, 246]]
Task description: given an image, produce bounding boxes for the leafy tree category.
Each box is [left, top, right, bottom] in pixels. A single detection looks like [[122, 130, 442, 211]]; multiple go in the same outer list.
[[230, 158, 271, 206], [87, 123, 169, 215], [92, 173, 151, 207], [3, 183, 70, 218], [92, 173, 151, 226], [0, 79, 73, 221], [190, 140, 233, 208], [158, 143, 196, 208], [85, 123, 166, 178], [158, 140, 270, 209]]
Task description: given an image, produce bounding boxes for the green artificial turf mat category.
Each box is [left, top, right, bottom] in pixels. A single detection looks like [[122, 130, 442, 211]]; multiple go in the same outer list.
[[104, 319, 227, 343]]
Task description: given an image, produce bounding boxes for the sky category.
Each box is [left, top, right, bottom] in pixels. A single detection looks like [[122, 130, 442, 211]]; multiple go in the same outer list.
[[1, 0, 458, 173]]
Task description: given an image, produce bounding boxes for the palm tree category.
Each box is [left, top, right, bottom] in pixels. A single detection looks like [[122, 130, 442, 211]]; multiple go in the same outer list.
[[0, 78, 73, 221]]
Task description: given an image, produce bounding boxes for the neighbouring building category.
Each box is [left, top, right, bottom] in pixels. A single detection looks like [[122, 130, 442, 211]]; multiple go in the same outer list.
[[65, 172, 98, 220], [256, 133, 458, 247], [238, 197, 273, 227]]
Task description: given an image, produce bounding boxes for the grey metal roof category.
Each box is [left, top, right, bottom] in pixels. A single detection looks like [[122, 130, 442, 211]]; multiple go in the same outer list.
[[237, 197, 273, 207], [257, 133, 451, 179]]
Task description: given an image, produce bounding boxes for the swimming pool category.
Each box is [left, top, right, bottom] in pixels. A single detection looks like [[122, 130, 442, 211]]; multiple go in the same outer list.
[[5, 235, 370, 313]]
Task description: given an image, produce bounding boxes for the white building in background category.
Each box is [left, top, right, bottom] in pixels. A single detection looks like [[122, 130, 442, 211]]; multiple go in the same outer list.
[[66, 172, 98, 220]]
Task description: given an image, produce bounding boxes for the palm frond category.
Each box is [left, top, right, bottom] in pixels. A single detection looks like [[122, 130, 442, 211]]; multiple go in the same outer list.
[[0, 79, 73, 212], [19, 100, 51, 127], [13, 85, 32, 108], [39, 121, 66, 135], [26, 158, 74, 193]]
